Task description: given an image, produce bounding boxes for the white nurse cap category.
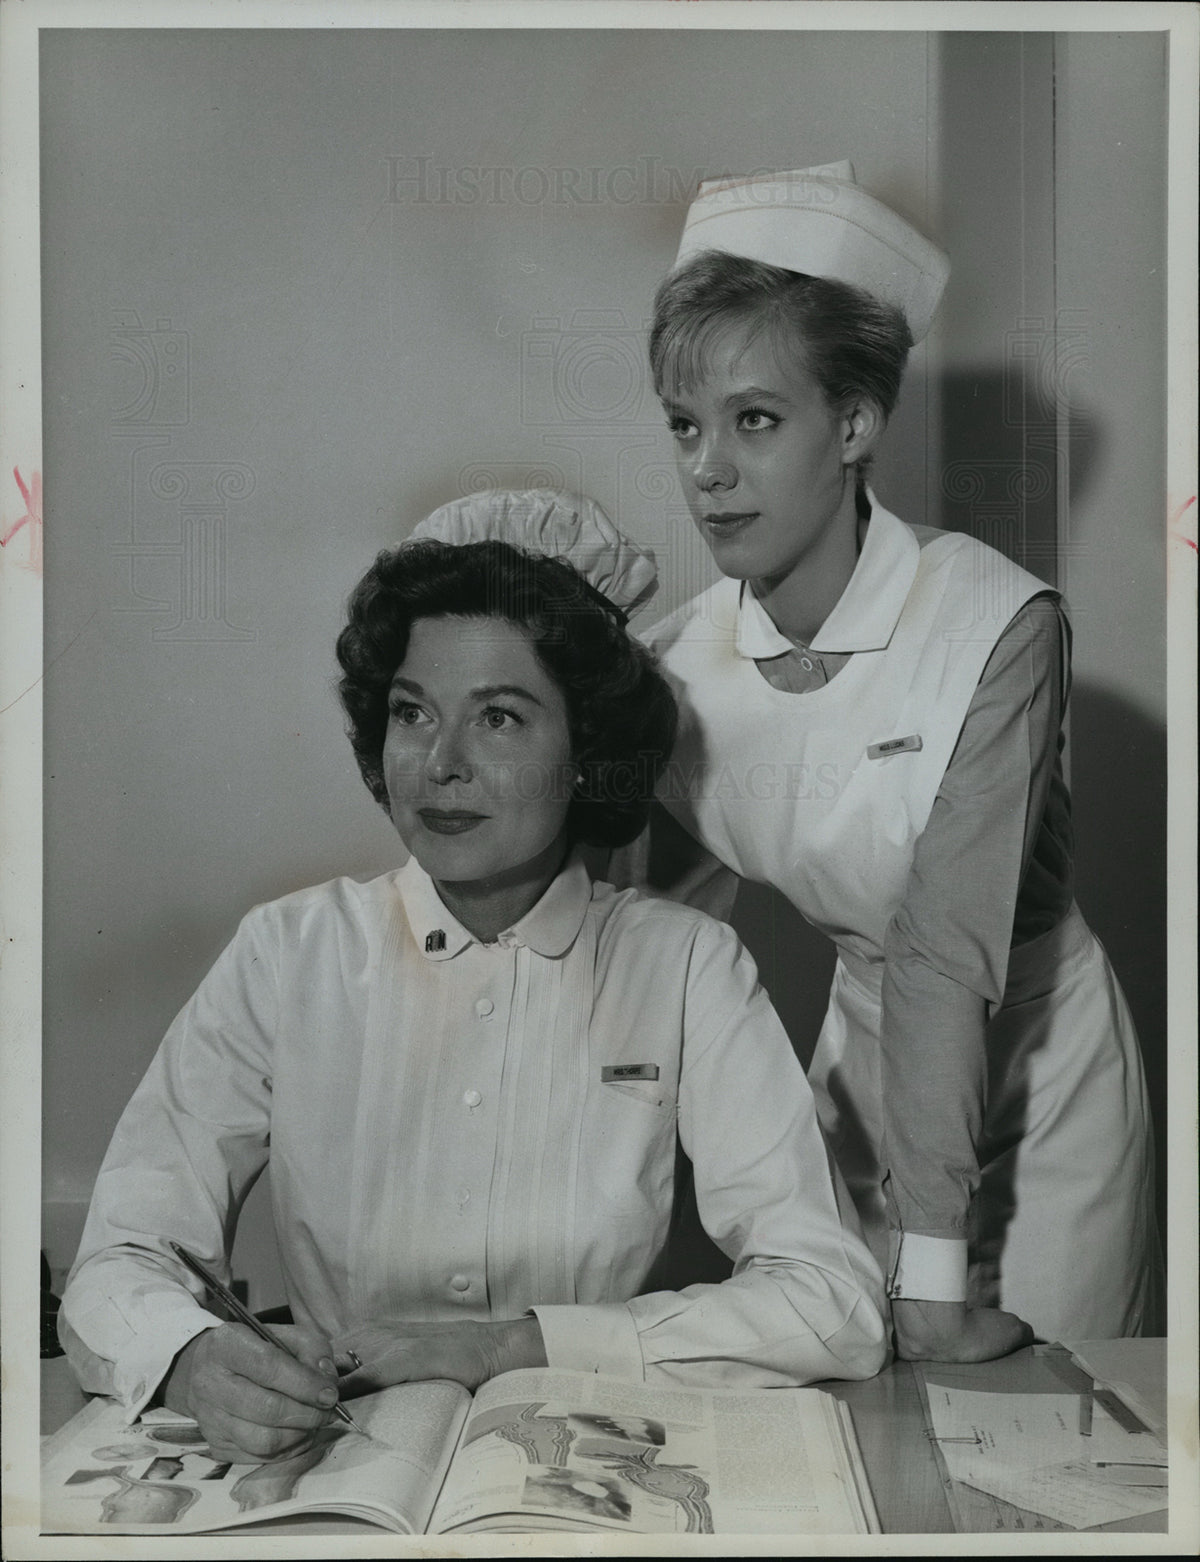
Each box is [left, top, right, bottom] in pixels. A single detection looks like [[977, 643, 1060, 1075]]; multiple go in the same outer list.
[[408, 488, 659, 618], [672, 160, 950, 342]]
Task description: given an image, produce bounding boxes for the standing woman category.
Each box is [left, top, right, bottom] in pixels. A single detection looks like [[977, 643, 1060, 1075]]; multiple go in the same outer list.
[[632, 162, 1160, 1361]]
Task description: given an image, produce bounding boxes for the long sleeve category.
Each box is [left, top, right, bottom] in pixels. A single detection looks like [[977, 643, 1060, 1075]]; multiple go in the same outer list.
[[58, 910, 279, 1418], [534, 916, 888, 1388], [880, 594, 1073, 1297]]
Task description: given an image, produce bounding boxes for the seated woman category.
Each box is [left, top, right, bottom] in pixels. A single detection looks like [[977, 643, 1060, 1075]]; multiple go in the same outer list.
[[59, 491, 886, 1465]]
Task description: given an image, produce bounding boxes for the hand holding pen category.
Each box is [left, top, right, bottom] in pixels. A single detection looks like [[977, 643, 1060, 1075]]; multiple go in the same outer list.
[[160, 1243, 362, 1464]]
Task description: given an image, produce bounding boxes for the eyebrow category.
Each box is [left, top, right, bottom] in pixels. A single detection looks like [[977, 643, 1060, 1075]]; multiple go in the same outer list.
[[722, 385, 790, 407], [471, 682, 546, 707], [389, 676, 546, 708], [661, 385, 791, 416]]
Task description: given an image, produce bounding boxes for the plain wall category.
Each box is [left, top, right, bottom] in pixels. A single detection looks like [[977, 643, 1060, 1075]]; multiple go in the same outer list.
[[38, 28, 1167, 1307], [1053, 34, 1168, 1204]]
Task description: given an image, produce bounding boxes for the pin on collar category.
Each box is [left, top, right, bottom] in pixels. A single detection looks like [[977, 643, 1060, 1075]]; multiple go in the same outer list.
[[425, 930, 447, 953]]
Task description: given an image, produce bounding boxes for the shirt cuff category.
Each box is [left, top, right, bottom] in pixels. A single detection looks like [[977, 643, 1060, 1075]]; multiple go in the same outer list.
[[110, 1307, 225, 1420], [886, 1232, 968, 1302], [530, 1303, 645, 1382]]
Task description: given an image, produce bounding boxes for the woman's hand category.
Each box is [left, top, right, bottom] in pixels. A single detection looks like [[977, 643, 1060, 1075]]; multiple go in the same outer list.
[[891, 1298, 1035, 1363], [333, 1316, 547, 1398], [160, 1322, 340, 1463]]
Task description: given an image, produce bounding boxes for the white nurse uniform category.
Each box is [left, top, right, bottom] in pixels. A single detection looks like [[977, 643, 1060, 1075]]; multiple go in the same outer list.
[[640, 499, 1159, 1340]]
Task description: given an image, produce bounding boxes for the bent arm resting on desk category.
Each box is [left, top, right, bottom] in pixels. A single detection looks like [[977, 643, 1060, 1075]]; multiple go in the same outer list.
[[332, 914, 887, 1394], [882, 597, 1068, 1356], [333, 1315, 547, 1397], [59, 910, 279, 1417], [533, 917, 888, 1388]]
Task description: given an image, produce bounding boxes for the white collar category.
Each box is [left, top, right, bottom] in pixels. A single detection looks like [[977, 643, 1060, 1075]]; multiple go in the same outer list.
[[397, 848, 593, 962], [734, 495, 920, 659]]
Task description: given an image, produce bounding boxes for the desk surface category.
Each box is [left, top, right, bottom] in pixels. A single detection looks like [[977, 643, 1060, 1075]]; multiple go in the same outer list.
[[40, 1341, 1168, 1536]]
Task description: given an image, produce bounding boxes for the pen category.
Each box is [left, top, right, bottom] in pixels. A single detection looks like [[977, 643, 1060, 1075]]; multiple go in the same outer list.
[[168, 1242, 361, 1433]]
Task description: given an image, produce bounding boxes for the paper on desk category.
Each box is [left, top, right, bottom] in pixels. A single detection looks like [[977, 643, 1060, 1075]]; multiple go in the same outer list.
[[960, 1458, 1167, 1528], [1086, 1399, 1168, 1469], [923, 1384, 1168, 1530], [1092, 1462, 1169, 1488], [1066, 1341, 1167, 1445]]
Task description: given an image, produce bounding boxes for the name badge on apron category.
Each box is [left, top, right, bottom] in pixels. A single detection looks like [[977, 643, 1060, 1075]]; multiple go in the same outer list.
[[601, 1064, 660, 1083], [866, 734, 923, 760]]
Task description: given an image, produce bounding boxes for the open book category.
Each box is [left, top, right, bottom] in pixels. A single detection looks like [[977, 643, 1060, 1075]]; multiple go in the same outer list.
[[41, 1367, 879, 1536]]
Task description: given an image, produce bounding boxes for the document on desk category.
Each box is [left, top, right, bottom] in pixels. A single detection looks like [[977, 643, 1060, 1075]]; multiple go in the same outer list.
[[1065, 1338, 1167, 1444], [922, 1383, 1168, 1530]]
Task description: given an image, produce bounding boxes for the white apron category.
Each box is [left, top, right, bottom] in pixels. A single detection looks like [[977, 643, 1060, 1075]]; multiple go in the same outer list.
[[650, 510, 1159, 1339]]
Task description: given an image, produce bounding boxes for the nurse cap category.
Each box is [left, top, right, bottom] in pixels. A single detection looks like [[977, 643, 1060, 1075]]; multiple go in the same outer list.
[[408, 489, 659, 618], [673, 160, 950, 342]]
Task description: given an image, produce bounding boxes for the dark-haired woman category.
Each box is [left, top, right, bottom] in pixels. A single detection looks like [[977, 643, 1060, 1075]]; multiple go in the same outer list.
[[626, 163, 1160, 1363], [59, 492, 886, 1465]]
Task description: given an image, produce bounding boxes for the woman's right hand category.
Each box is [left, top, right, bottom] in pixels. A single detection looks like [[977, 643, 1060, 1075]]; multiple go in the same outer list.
[[160, 1321, 340, 1463], [891, 1298, 1035, 1363]]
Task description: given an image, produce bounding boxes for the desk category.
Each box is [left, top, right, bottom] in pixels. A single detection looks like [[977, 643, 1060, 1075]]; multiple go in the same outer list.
[[40, 1343, 1168, 1536], [835, 1342, 1168, 1535]]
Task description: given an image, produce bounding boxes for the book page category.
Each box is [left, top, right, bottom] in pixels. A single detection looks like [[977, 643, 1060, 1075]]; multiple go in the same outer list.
[[41, 1382, 470, 1536], [428, 1370, 873, 1536]]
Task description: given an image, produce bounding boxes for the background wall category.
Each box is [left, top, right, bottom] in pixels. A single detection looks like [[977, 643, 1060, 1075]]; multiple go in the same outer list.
[[39, 28, 1168, 1308], [1052, 32, 1168, 1177]]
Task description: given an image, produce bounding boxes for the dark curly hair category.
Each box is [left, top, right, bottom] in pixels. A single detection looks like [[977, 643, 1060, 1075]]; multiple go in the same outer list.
[[336, 538, 677, 849], [650, 250, 914, 480]]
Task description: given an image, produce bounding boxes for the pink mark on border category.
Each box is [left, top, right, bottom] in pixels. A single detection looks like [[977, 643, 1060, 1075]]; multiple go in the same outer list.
[[1171, 494, 1197, 552], [1, 467, 43, 575]]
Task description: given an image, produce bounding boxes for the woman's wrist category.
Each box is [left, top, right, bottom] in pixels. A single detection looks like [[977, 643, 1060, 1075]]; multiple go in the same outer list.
[[487, 1316, 548, 1379], [158, 1329, 208, 1415], [891, 1297, 1035, 1363]]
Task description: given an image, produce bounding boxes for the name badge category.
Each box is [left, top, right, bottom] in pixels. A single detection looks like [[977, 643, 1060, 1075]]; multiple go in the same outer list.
[[867, 734, 923, 761], [601, 1064, 660, 1083]]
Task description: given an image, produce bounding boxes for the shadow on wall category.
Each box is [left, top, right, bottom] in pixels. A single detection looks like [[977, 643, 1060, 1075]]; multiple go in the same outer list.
[[941, 363, 1166, 1235], [1069, 683, 1168, 1228], [938, 363, 1102, 582]]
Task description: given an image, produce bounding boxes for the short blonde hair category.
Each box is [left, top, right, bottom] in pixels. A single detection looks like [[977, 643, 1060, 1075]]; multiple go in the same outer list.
[[650, 249, 914, 458]]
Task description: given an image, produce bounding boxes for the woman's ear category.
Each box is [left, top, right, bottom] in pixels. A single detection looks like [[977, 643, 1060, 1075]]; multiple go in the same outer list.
[[840, 400, 884, 467]]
